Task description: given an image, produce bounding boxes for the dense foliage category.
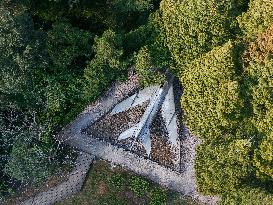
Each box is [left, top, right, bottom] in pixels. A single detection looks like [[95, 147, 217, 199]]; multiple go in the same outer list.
[[1, 0, 273, 204], [181, 42, 243, 141], [0, 0, 165, 201], [174, 0, 273, 204], [160, 0, 246, 69], [238, 0, 273, 39]]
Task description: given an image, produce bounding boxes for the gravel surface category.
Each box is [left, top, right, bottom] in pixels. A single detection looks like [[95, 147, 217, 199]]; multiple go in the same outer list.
[[87, 102, 148, 140], [86, 102, 180, 170]]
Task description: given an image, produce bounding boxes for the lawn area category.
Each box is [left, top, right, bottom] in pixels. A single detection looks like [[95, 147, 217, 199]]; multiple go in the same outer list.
[[55, 160, 201, 205]]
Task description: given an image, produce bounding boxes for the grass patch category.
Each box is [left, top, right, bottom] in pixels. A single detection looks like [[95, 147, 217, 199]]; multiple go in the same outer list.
[[55, 160, 201, 205]]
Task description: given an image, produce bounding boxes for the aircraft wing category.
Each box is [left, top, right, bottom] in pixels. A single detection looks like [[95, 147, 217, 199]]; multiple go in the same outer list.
[[110, 85, 160, 115], [161, 85, 179, 145], [140, 129, 151, 156], [118, 122, 141, 140]]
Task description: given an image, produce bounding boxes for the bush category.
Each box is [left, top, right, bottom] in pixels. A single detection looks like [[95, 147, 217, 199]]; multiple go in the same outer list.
[[109, 173, 127, 189], [125, 9, 172, 70], [160, 0, 243, 69], [5, 140, 53, 184], [254, 132, 273, 180], [237, 0, 273, 39], [181, 41, 243, 140], [244, 59, 273, 135], [111, 0, 153, 12], [47, 21, 93, 70], [83, 29, 127, 102], [242, 28, 273, 181], [196, 139, 252, 195], [149, 187, 167, 205], [221, 186, 273, 205], [129, 176, 149, 197], [243, 24, 273, 65], [135, 46, 165, 87]]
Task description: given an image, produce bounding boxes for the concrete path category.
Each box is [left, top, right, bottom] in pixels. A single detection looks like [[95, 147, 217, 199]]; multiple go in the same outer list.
[[19, 153, 95, 205]]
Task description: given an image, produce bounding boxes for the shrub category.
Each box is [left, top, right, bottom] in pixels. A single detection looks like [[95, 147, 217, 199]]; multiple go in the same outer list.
[[47, 21, 93, 70], [221, 186, 273, 205], [160, 0, 243, 69], [237, 0, 273, 39], [196, 139, 252, 195], [181, 41, 243, 140], [254, 132, 273, 180], [124, 9, 172, 69], [135, 46, 165, 87], [243, 24, 273, 65], [244, 59, 273, 135], [5, 140, 53, 184], [109, 173, 127, 189], [83, 29, 127, 102], [111, 0, 153, 12], [129, 176, 149, 197], [149, 187, 167, 205]]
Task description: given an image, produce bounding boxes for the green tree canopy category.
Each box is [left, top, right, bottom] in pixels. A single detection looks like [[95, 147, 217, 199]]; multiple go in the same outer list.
[[196, 139, 252, 195], [47, 21, 93, 70], [0, 6, 48, 109], [160, 0, 244, 69], [83, 30, 126, 101], [181, 41, 243, 141], [237, 0, 273, 39]]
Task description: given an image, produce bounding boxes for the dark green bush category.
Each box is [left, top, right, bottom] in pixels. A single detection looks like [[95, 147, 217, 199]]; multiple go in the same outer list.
[[47, 21, 93, 70], [111, 0, 153, 12], [83, 29, 127, 102], [135, 46, 165, 87], [109, 173, 127, 190], [5, 139, 53, 184]]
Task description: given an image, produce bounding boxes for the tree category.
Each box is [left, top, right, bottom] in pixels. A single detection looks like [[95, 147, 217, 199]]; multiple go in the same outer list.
[[237, 0, 273, 39], [254, 132, 273, 180], [5, 139, 53, 184], [135, 46, 165, 87], [248, 60, 273, 135], [83, 30, 127, 101], [111, 0, 153, 12], [47, 21, 93, 70], [125, 9, 171, 85], [196, 139, 252, 195], [181, 41, 243, 141], [0, 5, 48, 113], [160, 0, 244, 69], [243, 24, 273, 65], [221, 186, 273, 205]]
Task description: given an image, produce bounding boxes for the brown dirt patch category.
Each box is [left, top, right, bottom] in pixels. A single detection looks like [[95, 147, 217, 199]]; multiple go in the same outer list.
[[96, 181, 109, 196]]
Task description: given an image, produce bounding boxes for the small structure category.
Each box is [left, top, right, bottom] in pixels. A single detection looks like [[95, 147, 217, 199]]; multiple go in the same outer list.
[[87, 75, 181, 171]]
